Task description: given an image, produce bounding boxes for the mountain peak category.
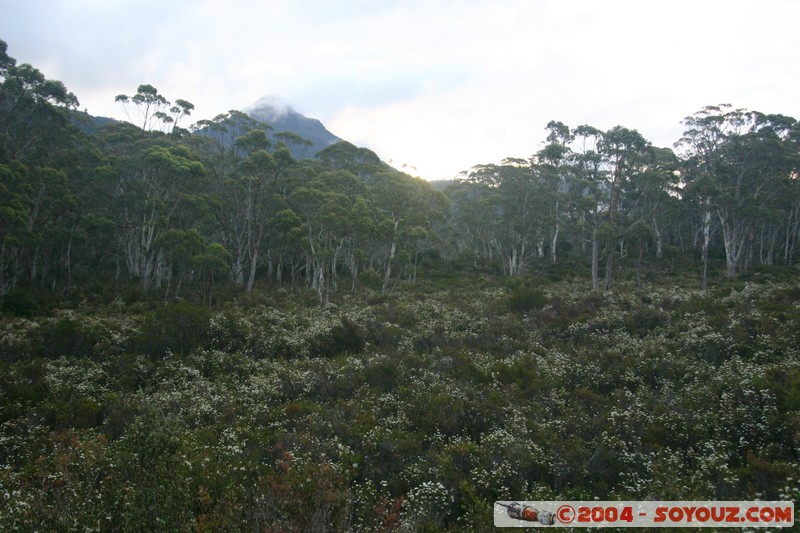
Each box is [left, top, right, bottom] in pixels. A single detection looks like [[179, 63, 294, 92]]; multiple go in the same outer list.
[[243, 94, 342, 160], [245, 95, 296, 121]]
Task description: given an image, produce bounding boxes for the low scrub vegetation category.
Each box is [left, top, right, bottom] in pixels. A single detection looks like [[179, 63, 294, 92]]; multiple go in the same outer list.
[[1, 274, 799, 530]]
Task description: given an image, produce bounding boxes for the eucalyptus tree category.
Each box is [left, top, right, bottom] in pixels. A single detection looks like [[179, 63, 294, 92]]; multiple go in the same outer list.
[[625, 146, 680, 260], [193, 242, 232, 306], [777, 122, 800, 264], [460, 161, 545, 276], [534, 120, 575, 262], [267, 207, 304, 285], [0, 40, 85, 294], [0, 160, 81, 291], [115, 84, 169, 132], [678, 105, 799, 284], [0, 40, 79, 163], [367, 171, 445, 290], [190, 111, 296, 290], [316, 141, 445, 290], [274, 131, 313, 158], [18, 166, 77, 282], [783, 178, 800, 265], [547, 123, 654, 290], [99, 124, 206, 289], [569, 125, 607, 290], [317, 140, 384, 180], [115, 84, 194, 136], [153, 228, 205, 298], [236, 133, 296, 292], [191, 110, 272, 180], [309, 169, 373, 291], [726, 112, 798, 268], [598, 126, 651, 289], [676, 106, 726, 288], [288, 176, 355, 304], [165, 99, 195, 136], [0, 162, 25, 293], [443, 178, 498, 265]]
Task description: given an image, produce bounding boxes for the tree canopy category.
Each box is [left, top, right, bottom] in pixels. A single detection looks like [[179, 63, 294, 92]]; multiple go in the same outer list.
[[1, 39, 799, 302]]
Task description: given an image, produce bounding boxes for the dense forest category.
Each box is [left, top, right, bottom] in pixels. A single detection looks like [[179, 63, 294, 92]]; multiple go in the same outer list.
[[1, 39, 799, 530], [2, 39, 800, 301]]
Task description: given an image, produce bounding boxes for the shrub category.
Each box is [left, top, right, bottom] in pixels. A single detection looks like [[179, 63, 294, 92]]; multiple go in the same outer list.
[[37, 315, 99, 358], [135, 302, 211, 357], [364, 319, 404, 349], [309, 317, 365, 358], [364, 356, 400, 392], [207, 310, 250, 353], [1, 289, 39, 317], [506, 285, 547, 313], [0, 317, 37, 362], [623, 307, 667, 336], [45, 396, 104, 429], [0, 358, 48, 408]]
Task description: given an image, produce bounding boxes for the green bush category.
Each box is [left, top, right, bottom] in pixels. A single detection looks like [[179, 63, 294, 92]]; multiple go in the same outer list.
[[37, 315, 99, 358], [623, 307, 667, 336], [207, 310, 250, 353], [364, 319, 404, 349], [45, 396, 104, 429], [309, 317, 365, 358], [1, 289, 39, 317], [506, 285, 547, 313], [135, 302, 211, 357], [364, 356, 400, 392], [0, 359, 48, 409]]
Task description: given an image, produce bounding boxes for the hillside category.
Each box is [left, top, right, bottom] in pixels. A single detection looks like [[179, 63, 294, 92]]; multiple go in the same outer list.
[[244, 95, 342, 159], [70, 110, 118, 134]]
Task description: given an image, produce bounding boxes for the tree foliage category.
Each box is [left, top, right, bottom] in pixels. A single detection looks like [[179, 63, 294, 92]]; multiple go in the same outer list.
[[2, 39, 800, 302]]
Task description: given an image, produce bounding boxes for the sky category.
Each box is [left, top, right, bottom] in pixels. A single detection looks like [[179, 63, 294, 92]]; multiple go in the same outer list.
[[2, 0, 799, 181]]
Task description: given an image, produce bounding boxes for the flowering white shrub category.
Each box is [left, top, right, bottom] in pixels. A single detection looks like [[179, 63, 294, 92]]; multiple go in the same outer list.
[[400, 480, 453, 531], [1, 277, 799, 528]]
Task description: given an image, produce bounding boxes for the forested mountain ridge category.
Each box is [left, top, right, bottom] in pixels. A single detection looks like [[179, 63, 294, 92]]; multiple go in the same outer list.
[[191, 95, 345, 161], [2, 37, 798, 305], [70, 110, 118, 134], [0, 40, 443, 304], [72, 94, 343, 160], [244, 95, 343, 160]]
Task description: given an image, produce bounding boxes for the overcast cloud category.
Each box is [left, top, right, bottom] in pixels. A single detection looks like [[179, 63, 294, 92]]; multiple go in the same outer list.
[[2, 0, 798, 180]]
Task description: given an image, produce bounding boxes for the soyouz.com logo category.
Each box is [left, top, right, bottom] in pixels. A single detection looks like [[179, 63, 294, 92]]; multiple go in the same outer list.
[[494, 501, 795, 528]]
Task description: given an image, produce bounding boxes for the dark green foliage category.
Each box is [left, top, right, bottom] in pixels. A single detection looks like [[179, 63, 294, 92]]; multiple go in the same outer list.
[[622, 305, 667, 336], [46, 396, 104, 429], [364, 319, 405, 349], [37, 315, 99, 358], [207, 309, 249, 353], [0, 359, 48, 419], [0, 290, 39, 317], [103, 394, 139, 439], [309, 316, 365, 358], [364, 356, 400, 392], [110, 408, 195, 529], [506, 285, 547, 313], [136, 302, 211, 357]]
